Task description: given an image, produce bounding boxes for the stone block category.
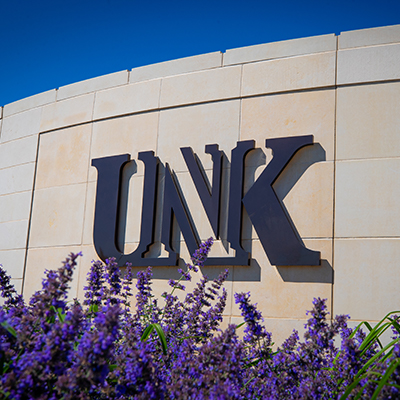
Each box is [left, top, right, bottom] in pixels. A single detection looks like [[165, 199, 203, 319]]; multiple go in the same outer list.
[[339, 24, 400, 49], [3, 89, 56, 117], [57, 70, 129, 100], [224, 34, 336, 65], [40, 93, 95, 132], [240, 89, 336, 161], [130, 52, 222, 83], [0, 220, 29, 250], [236, 317, 308, 348], [36, 124, 92, 189], [159, 66, 241, 108], [0, 249, 26, 279], [336, 82, 400, 160], [158, 100, 240, 172], [23, 246, 81, 301], [89, 111, 159, 181], [29, 184, 87, 248], [337, 43, 400, 85], [1, 107, 41, 143], [93, 79, 161, 120], [0, 163, 35, 196], [0, 191, 32, 223], [333, 238, 400, 321], [0, 135, 38, 169], [242, 52, 336, 96], [335, 158, 400, 238]]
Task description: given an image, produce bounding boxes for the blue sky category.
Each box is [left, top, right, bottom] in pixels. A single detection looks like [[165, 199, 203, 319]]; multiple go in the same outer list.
[[1, 0, 399, 107]]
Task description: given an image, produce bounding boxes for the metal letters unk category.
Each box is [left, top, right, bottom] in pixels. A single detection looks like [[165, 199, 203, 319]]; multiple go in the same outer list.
[[91, 135, 320, 267]]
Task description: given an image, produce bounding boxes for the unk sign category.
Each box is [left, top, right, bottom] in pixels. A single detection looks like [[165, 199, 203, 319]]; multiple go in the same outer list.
[[91, 135, 320, 267]]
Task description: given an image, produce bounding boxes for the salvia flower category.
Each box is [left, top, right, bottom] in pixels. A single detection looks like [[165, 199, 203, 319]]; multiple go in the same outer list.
[[0, 243, 398, 399]]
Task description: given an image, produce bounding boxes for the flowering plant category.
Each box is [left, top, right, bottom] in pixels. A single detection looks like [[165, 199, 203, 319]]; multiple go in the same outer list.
[[0, 238, 398, 399]]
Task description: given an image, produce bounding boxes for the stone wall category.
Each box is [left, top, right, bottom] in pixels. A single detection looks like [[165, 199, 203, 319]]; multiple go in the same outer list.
[[1, 24, 400, 344]]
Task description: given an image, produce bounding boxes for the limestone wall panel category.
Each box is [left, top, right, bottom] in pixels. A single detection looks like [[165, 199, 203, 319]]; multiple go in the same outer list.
[[336, 82, 400, 160], [0, 192, 32, 223], [337, 43, 400, 85], [335, 158, 400, 238], [40, 93, 95, 132], [1, 107, 41, 142], [240, 89, 336, 161], [35, 125, 92, 189], [29, 184, 87, 248], [93, 79, 161, 120], [89, 112, 159, 180], [159, 66, 241, 108], [242, 52, 336, 96], [333, 239, 400, 321], [0, 249, 26, 280], [0, 163, 35, 196], [23, 246, 81, 301], [0, 136, 38, 169], [158, 100, 240, 172]]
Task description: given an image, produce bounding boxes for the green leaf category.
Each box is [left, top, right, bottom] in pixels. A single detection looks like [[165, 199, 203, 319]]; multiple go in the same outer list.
[[141, 324, 168, 355], [0, 322, 16, 338], [388, 317, 400, 336], [358, 322, 388, 353], [385, 383, 400, 390], [340, 377, 366, 400], [141, 324, 155, 342], [244, 376, 256, 388], [109, 364, 118, 372], [89, 304, 99, 314], [356, 311, 400, 353], [354, 339, 398, 381], [56, 307, 66, 323], [371, 358, 400, 400], [153, 323, 168, 355], [352, 382, 370, 400]]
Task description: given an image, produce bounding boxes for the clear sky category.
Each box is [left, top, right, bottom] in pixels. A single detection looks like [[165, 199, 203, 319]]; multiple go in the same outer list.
[[1, 0, 399, 107]]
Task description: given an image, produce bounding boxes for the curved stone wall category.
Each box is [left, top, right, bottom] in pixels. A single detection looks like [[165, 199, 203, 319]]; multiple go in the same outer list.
[[1, 24, 400, 344]]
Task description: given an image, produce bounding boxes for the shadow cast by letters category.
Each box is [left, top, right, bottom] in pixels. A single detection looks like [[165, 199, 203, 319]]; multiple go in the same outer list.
[[276, 260, 334, 284]]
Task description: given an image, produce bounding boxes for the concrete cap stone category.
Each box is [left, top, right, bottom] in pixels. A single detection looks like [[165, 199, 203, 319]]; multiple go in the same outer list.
[[57, 70, 129, 101], [3, 89, 56, 117], [130, 52, 222, 84], [224, 34, 337, 66], [339, 24, 400, 49]]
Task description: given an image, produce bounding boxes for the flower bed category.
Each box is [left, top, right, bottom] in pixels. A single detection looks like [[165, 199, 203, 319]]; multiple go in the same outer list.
[[0, 238, 399, 399]]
